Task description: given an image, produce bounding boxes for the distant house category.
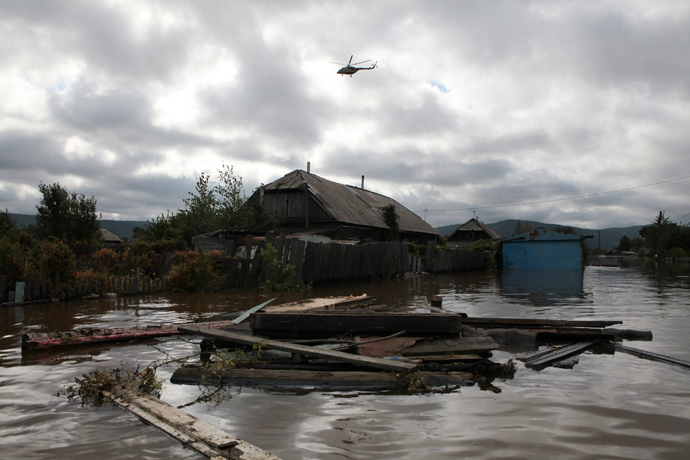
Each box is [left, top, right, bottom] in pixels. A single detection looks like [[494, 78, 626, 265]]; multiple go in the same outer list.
[[252, 169, 441, 243], [100, 228, 122, 245], [447, 218, 501, 248], [502, 229, 593, 270]]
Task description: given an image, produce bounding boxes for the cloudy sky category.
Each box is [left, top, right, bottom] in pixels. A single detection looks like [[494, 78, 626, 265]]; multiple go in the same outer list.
[[1, 0, 689, 230]]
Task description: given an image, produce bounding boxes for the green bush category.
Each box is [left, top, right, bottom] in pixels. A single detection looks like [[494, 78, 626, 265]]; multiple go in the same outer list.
[[168, 249, 222, 292], [468, 239, 499, 270], [259, 242, 302, 291]]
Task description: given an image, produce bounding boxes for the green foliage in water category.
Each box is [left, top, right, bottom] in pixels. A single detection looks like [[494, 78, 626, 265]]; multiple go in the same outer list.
[[168, 249, 223, 292], [58, 365, 162, 407], [468, 238, 500, 270], [259, 242, 303, 291]]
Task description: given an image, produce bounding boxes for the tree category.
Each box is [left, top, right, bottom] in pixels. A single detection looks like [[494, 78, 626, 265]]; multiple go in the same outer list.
[[379, 204, 400, 241], [180, 173, 218, 236], [514, 221, 533, 235], [0, 209, 17, 238], [617, 235, 632, 252], [35, 182, 101, 244], [215, 164, 247, 230]]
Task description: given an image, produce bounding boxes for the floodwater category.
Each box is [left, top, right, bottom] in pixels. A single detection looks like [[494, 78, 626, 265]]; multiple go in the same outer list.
[[2, 263, 690, 459]]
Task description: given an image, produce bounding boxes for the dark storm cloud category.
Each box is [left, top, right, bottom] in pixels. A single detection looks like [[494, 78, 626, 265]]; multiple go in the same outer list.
[[376, 91, 459, 136], [49, 79, 153, 133], [0, 132, 62, 171]]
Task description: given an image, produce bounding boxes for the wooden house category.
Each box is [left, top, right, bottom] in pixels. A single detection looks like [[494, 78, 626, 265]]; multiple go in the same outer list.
[[253, 169, 441, 243], [447, 218, 501, 248], [100, 228, 122, 245]]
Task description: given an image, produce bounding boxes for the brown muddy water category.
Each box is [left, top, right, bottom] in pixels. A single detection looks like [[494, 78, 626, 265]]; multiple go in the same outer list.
[[2, 264, 690, 459]]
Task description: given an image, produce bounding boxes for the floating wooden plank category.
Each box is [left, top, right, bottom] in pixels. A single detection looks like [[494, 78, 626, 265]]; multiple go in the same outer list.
[[523, 327, 652, 341], [231, 298, 276, 325], [21, 319, 244, 350], [614, 344, 690, 370], [178, 325, 417, 372], [103, 385, 281, 459], [517, 342, 595, 370], [171, 367, 474, 389], [262, 295, 373, 313], [462, 317, 622, 328], [419, 354, 484, 362], [401, 337, 499, 356], [250, 312, 463, 337], [356, 337, 420, 358]]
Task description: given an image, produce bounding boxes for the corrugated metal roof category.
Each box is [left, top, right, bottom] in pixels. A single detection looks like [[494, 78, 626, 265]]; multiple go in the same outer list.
[[264, 170, 441, 236], [449, 218, 501, 240], [502, 229, 593, 242]]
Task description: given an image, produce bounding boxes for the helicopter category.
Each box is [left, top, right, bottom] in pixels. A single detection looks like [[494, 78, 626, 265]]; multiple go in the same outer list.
[[330, 55, 378, 76]]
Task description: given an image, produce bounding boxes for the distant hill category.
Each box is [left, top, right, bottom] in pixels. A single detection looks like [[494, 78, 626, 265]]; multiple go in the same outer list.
[[436, 219, 645, 251], [9, 213, 148, 240]]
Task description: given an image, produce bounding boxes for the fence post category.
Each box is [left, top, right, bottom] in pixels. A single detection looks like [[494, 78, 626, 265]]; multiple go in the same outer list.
[[15, 281, 25, 303], [0, 275, 6, 303]]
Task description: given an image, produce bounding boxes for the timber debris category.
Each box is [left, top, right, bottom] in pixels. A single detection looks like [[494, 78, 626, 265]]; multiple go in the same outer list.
[[104, 384, 281, 459], [49, 294, 662, 459]]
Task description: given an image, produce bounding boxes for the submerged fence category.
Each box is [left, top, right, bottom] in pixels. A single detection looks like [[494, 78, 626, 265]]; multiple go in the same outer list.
[[1, 235, 489, 304], [218, 234, 487, 287], [0, 272, 170, 305]]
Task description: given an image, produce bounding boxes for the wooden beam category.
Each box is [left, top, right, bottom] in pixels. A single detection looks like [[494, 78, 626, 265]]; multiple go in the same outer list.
[[22, 319, 245, 350], [171, 367, 474, 390], [177, 325, 417, 372], [249, 312, 463, 336], [103, 385, 281, 459], [231, 298, 276, 325], [462, 317, 623, 328], [517, 342, 595, 370], [401, 337, 499, 356], [615, 344, 690, 370]]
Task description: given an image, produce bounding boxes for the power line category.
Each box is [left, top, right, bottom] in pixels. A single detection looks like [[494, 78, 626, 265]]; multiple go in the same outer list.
[[414, 174, 690, 214]]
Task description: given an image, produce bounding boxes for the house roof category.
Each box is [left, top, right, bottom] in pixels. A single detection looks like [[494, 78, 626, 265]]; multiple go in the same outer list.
[[502, 229, 593, 242], [100, 228, 121, 243], [264, 170, 441, 237], [449, 218, 501, 240]]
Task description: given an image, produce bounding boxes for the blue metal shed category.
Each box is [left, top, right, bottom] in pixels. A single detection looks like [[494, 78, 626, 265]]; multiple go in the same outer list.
[[502, 230, 593, 270]]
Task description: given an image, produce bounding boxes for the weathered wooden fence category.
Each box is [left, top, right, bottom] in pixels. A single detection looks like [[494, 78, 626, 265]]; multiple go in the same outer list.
[[0, 272, 170, 305], [1, 237, 488, 303], [424, 241, 488, 273], [218, 234, 485, 287]]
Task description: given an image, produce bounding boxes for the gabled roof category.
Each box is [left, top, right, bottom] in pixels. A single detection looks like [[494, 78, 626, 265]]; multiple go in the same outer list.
[[449, 218, 501, 240], [264, 170, 441, 237], [100, 228, 121, 243]]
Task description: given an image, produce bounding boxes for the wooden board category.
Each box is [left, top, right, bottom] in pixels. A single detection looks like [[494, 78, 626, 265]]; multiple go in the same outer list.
[[401, 337, 499, 356], [250, 312, 463, 336], [262, 295, 373, 313], [178, 325, 417, 372], [462, 317, 623, 328], [171, 367, 474, 389], [22, 320, 246, 350], [614, 344, 690, 369], [517, 342, 595, 370], [231, 298, 276, 324], [103, 385, 281, 459], [419, 354, 484, 362]]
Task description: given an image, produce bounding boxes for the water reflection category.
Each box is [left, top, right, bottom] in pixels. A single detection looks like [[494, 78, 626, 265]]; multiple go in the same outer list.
[[3, 264, 690, 459], [500, 269, 586, 306]]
